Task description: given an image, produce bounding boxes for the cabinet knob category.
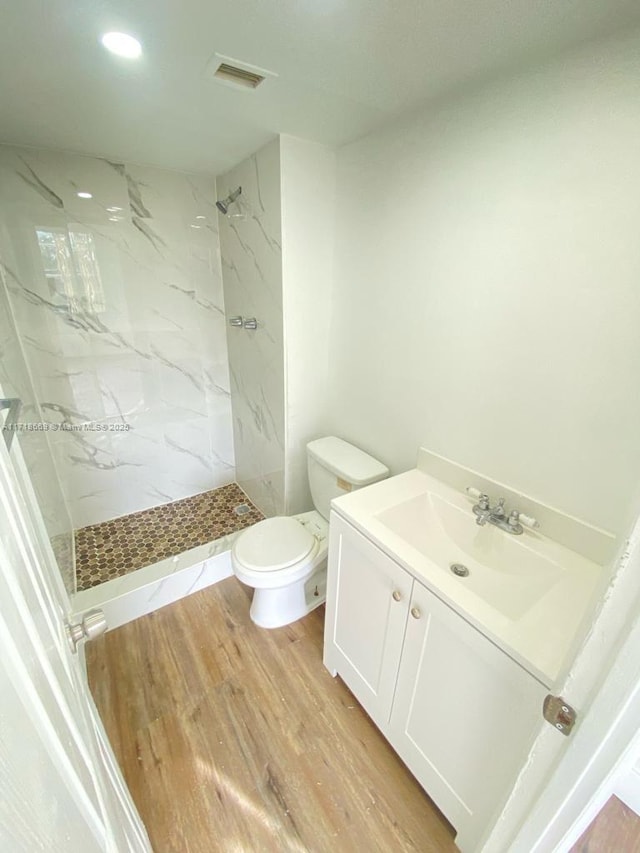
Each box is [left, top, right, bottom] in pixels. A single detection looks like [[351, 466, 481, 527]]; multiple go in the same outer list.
[[411, 607, 421, 620], [392, 590, 402, 602]]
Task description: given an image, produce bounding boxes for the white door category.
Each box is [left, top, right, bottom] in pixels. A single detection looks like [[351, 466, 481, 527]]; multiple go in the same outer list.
[[482, 515, 640, 852], [323, 512, 413, 726], [0, 425, 151, 851]]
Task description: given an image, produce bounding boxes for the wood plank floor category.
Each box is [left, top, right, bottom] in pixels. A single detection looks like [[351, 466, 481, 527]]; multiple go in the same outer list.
[[87, 577, 457, 853], [570, 796, 640, 853]]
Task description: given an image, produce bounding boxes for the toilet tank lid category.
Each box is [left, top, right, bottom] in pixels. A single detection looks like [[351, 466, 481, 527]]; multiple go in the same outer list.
[[307, 437, 389, 486]]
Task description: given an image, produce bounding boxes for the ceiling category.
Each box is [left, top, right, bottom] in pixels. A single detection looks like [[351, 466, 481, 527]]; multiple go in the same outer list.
[[1, 0, 639, 176]]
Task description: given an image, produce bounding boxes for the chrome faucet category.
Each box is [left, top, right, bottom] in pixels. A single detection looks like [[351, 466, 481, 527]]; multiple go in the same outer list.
[[472, 494, 525, 534], [474, 494, 503, 525], [466, 487, 541, 534]]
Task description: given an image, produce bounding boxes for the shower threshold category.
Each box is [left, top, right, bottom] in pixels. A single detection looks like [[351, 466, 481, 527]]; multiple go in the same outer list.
[[71, 483, 263, 631]]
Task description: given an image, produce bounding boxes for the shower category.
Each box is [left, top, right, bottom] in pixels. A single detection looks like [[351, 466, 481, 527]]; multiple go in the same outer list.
[[216, 186, 242, 215]]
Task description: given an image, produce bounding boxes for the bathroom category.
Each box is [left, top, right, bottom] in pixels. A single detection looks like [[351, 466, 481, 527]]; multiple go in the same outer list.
[[1, 2, 640, 852]]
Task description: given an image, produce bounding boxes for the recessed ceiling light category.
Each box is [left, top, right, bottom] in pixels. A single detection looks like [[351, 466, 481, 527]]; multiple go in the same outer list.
[[107, 206, 122, 212], [190, 224, 202, 229], [77, 191, 93, 199], [196, 215, 205, 220], [101, 32, 142, 59]]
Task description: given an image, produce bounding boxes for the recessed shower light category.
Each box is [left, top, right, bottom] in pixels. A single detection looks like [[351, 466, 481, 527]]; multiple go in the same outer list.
[[101, 32, 142, 59], [77, 191, 93, 199]]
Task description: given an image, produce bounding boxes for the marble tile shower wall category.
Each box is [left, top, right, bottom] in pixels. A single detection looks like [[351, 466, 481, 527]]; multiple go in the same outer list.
[[218, 139, 285, 517], [0, 145, 235, 529], [0, 268, 75, 593]]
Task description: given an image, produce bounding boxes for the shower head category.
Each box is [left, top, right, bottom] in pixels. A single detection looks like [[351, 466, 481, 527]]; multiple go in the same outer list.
[[216, 186, 242, 215]]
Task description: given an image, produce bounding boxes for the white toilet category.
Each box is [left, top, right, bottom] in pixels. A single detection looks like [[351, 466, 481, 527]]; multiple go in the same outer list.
[[231, 436, 389, 628]]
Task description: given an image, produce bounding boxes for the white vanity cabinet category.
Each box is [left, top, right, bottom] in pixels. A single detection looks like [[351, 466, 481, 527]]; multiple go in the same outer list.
[[323, 510, 414, 728], [324, 511, 548, 852]]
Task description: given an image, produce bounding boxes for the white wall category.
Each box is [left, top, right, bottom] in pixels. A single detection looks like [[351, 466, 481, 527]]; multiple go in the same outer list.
[[280, 136, 336, 514], [326, 31, 640, 536]]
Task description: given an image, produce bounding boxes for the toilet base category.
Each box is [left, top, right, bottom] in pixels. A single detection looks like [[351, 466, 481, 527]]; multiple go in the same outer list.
[[249, 564, 327, 629]]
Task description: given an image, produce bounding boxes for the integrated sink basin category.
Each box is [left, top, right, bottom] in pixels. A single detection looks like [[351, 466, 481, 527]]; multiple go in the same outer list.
[[330, 458, 611, 685], [375, 492, 562, 620]]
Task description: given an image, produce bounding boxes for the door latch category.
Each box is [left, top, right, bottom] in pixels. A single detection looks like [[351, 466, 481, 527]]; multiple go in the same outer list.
[[65, 609, 108, 653], [543, 694, 577, 736]]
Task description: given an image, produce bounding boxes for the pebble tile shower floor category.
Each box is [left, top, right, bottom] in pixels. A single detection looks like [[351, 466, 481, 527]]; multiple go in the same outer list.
[[74, 483, 264, 592]]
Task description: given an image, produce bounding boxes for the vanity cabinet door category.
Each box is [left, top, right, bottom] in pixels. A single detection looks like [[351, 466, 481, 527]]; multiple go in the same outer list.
[[324, 512, 414, 727], [388, 579, 547, 850]]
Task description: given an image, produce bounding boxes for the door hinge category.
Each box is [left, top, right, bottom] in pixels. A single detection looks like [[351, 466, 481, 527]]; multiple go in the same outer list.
[[65, 609, 108, 654], [543, 694, 577, 736]]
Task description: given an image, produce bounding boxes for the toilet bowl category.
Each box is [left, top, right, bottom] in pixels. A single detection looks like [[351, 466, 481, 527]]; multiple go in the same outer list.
[[232, 511, 329, 628], [231, 437, 389, 629]]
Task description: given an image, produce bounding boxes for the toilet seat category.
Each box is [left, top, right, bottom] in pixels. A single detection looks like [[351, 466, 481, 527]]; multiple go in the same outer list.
[[233, 516, 316, 575], [231, 513, 328, 628]]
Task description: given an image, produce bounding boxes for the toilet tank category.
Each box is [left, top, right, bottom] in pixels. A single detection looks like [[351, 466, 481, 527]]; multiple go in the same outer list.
[[306, 436, 389, 521]]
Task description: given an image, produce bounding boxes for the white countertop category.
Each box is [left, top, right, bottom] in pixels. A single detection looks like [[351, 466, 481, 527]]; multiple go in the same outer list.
[[331, 468, 605, 687]]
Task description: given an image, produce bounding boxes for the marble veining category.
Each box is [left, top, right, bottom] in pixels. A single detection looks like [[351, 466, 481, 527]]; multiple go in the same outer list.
[[0, 143, 236, 528], [17, 158, 64, 207], [103, 160, 152, 218], [218, 139, 285, 517], [0, 267, 75, 593]]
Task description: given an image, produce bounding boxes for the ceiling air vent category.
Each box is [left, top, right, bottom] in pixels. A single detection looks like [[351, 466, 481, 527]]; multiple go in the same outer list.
[[215, 63, 265, 89], [207, 53, 276, 91]]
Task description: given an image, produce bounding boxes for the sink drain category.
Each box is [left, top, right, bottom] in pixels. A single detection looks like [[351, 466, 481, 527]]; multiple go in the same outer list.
[[450, 563, 470, 578]]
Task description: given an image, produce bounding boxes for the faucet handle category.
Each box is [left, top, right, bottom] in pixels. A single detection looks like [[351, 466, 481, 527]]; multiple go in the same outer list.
[[466, 487, 490, 509], [519, 512, 540, 530], [509, 509, 540, 530]]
